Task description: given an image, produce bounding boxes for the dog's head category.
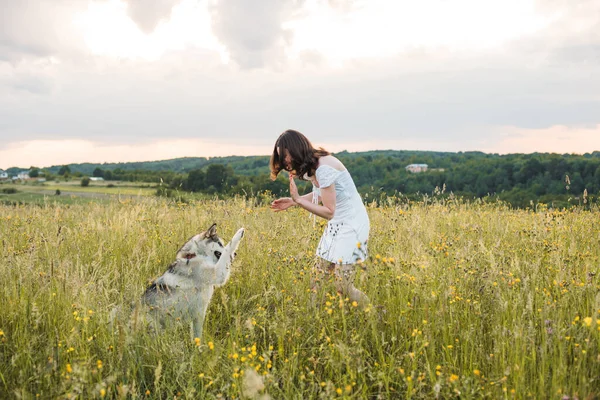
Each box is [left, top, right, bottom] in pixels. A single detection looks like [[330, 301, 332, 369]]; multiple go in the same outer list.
[[176, 223, 225, 262]]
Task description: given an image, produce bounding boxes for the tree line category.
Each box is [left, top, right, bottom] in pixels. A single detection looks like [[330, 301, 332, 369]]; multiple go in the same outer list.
[[11, 150, 600, 208]]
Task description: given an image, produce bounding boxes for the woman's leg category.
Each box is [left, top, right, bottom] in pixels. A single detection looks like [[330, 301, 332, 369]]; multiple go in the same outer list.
[[334, 263, 370, 306], [312, 259, 370, 307]]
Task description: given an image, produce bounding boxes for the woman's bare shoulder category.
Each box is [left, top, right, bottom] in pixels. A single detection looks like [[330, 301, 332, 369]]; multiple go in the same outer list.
[[317, 155, 346, 171]]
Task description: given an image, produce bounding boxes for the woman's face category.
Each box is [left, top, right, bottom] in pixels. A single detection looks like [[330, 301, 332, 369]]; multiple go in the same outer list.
[[278, 147, 293, 171]]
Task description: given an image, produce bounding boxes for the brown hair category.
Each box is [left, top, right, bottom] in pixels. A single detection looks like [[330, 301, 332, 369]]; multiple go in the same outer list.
[[269, 129, 330, 180]]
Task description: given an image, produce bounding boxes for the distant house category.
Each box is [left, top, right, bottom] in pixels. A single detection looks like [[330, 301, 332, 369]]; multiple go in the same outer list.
[[405, 163, 428, 173], [0, 170, 8, 180], [89, 177, 104, 181], [17, 171, 30, 180]]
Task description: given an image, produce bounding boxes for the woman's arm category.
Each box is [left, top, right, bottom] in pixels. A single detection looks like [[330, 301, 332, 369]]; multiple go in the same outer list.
[[271, 186, 319, 212], [289, 174, 335, 220], [300, 192, 317, 202]]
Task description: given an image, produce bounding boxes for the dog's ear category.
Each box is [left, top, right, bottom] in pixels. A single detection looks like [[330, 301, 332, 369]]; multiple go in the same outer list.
[[206, 223, 218, 239], [176, 234, 202, 259]]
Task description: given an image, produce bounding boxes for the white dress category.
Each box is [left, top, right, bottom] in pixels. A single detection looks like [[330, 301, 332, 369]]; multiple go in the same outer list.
[[312, 165, 370, 264]]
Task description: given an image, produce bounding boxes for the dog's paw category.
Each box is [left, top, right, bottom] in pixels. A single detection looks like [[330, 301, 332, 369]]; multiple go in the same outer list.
[[233, 227, 245, 242], [228, 228, 245, 254]]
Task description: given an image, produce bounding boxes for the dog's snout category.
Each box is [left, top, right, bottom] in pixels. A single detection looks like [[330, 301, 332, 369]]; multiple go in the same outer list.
[[214, 251, 222, 259]]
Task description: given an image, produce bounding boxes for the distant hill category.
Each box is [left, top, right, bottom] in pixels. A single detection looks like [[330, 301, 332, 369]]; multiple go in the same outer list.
[[5, 149, 537, 175], [37, 155, 270, 176], [34, 149, 600, 178], [6, 150, 600, 208]]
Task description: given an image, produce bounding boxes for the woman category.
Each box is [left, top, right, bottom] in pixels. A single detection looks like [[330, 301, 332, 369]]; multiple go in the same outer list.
[[270, 129, 370, 306]]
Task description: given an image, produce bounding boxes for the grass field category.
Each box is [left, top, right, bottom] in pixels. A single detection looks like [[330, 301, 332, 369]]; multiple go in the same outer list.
[[0, 181, 156, 206], [0, 196, 599, 399]]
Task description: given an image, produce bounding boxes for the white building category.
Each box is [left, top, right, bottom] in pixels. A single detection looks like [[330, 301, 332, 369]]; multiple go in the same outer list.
[[17, 171, 30, 180], [0, 170, 8, 180], [405, 163, 428, 173]]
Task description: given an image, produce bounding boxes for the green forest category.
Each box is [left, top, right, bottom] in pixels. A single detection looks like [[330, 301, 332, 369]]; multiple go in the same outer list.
[[7, 150, 600, 208]]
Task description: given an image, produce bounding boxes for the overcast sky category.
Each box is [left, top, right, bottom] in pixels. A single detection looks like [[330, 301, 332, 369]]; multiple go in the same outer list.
[[1, 0, 599, 169]]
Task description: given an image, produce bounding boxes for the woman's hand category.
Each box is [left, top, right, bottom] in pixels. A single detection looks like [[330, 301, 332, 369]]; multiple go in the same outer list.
[[289, 173, 301, 203], [270, 197, 295, 212]]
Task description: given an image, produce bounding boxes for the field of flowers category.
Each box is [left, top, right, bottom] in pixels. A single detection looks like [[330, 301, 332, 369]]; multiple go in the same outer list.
[[0, 196, 599, 399]]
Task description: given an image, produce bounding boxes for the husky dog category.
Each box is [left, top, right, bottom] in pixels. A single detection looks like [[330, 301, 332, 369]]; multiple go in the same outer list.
[[141, 223, 245, 340]]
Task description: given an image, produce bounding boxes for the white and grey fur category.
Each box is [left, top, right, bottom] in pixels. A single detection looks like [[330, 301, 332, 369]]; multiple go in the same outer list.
[[141, 223, 245, 339]]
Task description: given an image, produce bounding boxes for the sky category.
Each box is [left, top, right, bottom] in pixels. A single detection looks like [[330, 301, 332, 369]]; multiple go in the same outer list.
[[1, 0, 599, 169]]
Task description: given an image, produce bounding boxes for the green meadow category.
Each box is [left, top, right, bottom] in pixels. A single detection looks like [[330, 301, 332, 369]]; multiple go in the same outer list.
[[0, 181, 156, 206], [0, 196, 599, 399]]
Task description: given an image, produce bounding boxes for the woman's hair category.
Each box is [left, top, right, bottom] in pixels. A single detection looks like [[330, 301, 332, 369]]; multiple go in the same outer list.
[[270, 129, 330, 180]]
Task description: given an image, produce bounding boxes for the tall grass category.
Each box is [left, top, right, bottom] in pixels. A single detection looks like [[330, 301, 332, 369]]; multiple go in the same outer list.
[[0, 196, 599, 399]]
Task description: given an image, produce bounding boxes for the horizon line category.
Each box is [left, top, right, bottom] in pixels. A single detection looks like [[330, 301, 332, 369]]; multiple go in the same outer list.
[[2, 148, 600, 171]]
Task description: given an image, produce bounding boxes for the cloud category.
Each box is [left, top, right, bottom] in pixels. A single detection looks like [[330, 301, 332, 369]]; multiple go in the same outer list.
[[124, 0, 181, 33], [0, 0, 599, 169], [0, 0, 87, 62], [325, 0, 360, 13], [3, 123, 599, 170], [0, 138, 272, 169], [0, 0, 190, 61], [485, 124, 600, 154], [209, 0, 307, 68], [4, 75, 54, 95], [0, 50, 598, 149], [508, 0, 600, 64]]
